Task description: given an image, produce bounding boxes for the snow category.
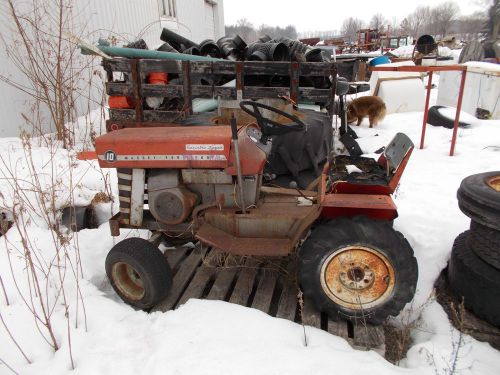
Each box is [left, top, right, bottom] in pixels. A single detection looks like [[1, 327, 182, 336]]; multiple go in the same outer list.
[[435, 107, 478, 124], [464, 61, 500, 73], [388, 45, 415, 59], [388, 46, 461, 63], [1, 93, 500, 374]]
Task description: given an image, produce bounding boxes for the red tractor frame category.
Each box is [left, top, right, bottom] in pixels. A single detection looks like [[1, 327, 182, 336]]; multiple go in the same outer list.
[[95, 58, 418, 324]]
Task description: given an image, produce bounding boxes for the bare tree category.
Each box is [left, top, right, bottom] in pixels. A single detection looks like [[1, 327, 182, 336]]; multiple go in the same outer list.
[[458, 12, 487, 40], [226, 21, 298, 42], [370, 13, 387, 31], [431, 1, 460, 37], [487, 0, 499, 40], [341, 17, 364, 43], [389, 16, 402, 35], [283, 25, 298, 39], [400, 6, 432, 37], [0, 0, 99, 148], [225, 18, 257, 42]]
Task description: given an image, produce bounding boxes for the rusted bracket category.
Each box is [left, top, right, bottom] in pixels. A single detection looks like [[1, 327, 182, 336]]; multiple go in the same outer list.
[[235, 61, 244, 101], [182, 60, 193, 115], [290, 62, 299, 104], [130, 59, 143, 121]]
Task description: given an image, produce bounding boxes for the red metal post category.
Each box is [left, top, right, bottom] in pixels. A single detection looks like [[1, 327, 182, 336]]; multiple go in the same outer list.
[[449, 70, 468, 156], [420, 71, 433, 149]]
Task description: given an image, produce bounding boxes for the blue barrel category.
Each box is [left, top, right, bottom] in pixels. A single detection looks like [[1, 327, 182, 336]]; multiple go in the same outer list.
[[369, 55, 390, 66]]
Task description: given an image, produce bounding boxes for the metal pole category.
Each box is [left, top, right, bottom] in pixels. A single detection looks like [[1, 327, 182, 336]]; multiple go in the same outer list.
[[230, 114, 246, 213], [449, 69, 467, 156], [419, 71, 433, 149]]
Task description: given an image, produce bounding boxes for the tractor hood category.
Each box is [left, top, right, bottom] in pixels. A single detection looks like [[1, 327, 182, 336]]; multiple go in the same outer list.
[[95, 126, 231, 169]]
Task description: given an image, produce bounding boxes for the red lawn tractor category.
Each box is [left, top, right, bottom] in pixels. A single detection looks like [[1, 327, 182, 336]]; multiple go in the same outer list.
[[96, 58, 417, 324]]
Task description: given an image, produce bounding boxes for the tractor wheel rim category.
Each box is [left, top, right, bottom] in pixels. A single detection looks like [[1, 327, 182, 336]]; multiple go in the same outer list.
[[112, 262, 145, 301], [487, 175, 500, 192], [320, 246, 395, 310]]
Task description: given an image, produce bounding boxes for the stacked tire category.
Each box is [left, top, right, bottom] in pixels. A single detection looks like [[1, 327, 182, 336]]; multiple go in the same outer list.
[[448, 171, 500, 327]]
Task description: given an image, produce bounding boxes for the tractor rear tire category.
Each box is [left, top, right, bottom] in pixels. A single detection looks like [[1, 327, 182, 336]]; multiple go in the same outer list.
[[447, 231, 500, 327], [457, 171, 500, 231], [298, 216, 418, 324], [105, 237, 172, 309]]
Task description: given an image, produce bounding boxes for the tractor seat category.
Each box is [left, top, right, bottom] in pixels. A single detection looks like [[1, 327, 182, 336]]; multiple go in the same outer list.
[[328, 155, 389, 186]]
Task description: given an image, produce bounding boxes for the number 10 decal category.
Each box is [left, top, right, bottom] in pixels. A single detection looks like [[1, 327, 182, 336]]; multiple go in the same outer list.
[[104, 150, 117, 162]]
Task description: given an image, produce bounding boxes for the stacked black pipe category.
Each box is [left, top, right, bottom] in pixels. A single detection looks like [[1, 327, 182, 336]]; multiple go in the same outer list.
[[123, 29, 333, 91]]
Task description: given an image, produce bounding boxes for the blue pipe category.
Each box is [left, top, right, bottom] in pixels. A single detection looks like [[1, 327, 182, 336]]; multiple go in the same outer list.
[[93, 45, 224, 62]]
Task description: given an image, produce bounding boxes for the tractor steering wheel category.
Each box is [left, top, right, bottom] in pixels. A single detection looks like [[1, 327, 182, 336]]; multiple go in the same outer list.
[[239, 101, 306, 141]]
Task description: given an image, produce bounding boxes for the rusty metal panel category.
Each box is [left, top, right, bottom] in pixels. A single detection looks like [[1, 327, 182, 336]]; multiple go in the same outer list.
[[321, 194, 397, 220], [322, 194, 397, 209], [182, 169, 232, 184], [237, 176, 259, 209], [214, 184, 236, 208], [109, 213, 121, 236], [195, 223, 292, 256], [204, 209, 293, 238], [203, 199, 319, 239], [186, 183, 216, 204]]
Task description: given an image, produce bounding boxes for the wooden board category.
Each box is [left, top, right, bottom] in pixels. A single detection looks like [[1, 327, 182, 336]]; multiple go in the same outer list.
[[228, 258, 260, 306], [276, 282, 297, 321], [155, 247, 385, 354], [301, 296, 322, 329], [250, 268, 279, 314], [153, 246, 205, 312]]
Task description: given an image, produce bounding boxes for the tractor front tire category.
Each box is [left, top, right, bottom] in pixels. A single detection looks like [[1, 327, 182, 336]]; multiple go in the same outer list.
[[105, 237, 172, 309], [298, 217, 418, 324]]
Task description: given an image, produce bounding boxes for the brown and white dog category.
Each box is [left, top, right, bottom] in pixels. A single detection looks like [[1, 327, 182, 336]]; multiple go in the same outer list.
[[347, 96, 387, 128]]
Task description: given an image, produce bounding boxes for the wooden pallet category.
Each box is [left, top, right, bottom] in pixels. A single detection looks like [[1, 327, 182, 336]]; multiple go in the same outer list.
[[153, 245, 385, 354]]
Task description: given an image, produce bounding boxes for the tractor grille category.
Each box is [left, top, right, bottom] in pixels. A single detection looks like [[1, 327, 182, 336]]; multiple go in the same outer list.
[[117, 168, 132, 225]]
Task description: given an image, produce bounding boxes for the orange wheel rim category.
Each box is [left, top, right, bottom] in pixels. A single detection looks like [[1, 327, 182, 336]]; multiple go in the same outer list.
[[320, 246, 395, 310], [487, 175, 500, 192], [112, 262, 145, 301]]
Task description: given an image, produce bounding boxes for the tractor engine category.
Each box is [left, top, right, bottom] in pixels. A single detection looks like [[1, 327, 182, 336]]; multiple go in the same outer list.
[[147, 170, 198, 225], [95, 125, 269, 228], [146, 168, 261, 225]]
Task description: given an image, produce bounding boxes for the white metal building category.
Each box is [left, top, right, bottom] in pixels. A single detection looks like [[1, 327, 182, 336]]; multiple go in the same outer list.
[[0, 0, 224, 137]]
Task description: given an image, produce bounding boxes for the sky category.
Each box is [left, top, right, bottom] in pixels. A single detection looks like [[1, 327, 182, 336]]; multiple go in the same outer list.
[[223, 0, 486, 33]]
